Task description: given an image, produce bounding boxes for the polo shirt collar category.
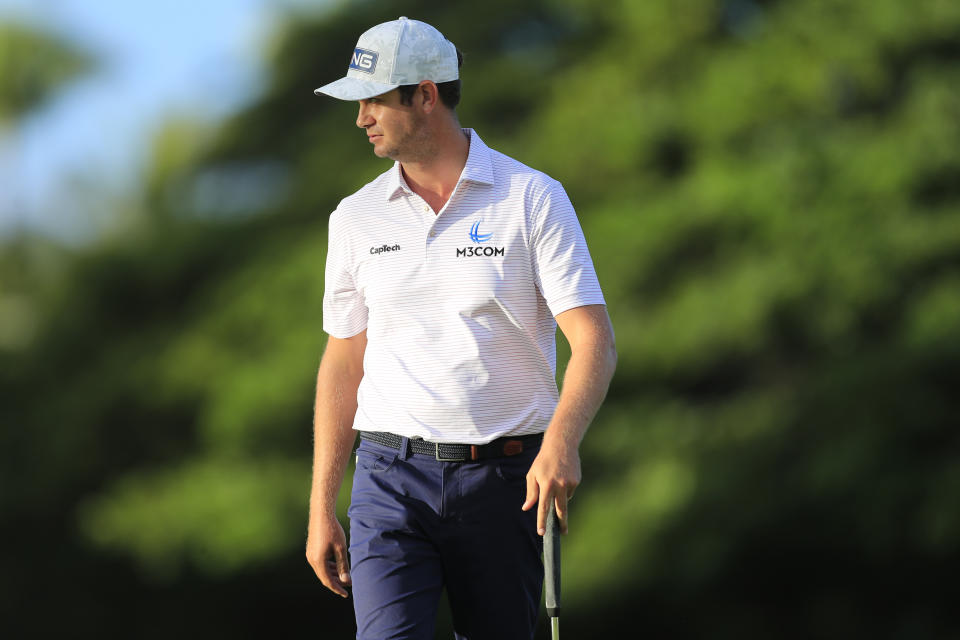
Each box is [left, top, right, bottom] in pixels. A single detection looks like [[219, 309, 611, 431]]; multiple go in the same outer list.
[[385, 163, 408, 200], [385, 128, 495, 201], [459, 128, 496, 187]]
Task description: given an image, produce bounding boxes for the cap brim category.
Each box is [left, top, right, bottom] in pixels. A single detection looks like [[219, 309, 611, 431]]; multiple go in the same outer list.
[[314, 76, 399, 100]]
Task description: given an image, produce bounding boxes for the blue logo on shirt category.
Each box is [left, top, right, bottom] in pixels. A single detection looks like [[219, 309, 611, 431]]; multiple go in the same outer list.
[[350, 48, 378, 74], [469, 220, 493, 244]]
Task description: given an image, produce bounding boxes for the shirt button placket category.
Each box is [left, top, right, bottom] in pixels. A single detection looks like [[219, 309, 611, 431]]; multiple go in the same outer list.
[[425, 226, 437, 262]]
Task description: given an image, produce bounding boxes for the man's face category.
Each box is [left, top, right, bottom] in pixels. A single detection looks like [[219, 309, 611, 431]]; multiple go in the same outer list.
[[356, 89, 427, 162]]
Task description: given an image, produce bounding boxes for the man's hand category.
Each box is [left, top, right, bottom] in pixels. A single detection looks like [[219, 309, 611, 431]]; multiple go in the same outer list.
[[306, 514, 352, 598], [521, 304, 616, 537], [306, 332, 364, 598], [522, 438, 581, 535]]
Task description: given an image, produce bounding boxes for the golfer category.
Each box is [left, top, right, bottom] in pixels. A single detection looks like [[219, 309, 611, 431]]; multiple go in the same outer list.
[[306, 17, 617, 640]]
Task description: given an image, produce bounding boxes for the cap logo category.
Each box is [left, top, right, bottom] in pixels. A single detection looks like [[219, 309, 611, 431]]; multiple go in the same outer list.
[[349, 48, 378, 74]]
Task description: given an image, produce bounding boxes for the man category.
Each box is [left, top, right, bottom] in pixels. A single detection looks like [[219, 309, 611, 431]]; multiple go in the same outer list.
[[306, 16, 616, 640]]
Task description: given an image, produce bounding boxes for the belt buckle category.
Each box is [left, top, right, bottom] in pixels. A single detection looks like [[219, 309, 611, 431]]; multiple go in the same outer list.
[[434, 442, 464, 462]]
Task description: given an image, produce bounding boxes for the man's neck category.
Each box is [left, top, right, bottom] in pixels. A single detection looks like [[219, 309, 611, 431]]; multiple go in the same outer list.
[[400, 125, 470, 213]]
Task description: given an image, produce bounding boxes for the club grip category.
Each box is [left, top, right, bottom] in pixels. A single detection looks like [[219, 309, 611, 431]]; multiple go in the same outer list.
[[544, 506, 561, 618]]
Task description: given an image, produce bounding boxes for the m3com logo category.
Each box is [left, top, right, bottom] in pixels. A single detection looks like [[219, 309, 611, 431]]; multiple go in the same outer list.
[[458, 220, 504, 257], [469, 220, 493, 244]]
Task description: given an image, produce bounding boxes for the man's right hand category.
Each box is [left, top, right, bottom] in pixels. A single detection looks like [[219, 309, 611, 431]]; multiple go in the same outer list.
[[306, 514, 352, 598]]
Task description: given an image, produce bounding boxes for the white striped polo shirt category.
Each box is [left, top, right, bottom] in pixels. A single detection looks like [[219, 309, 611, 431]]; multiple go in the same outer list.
[[323, 128, 605, 444]]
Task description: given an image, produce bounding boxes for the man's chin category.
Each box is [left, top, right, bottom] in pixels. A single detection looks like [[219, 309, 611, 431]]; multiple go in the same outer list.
[[373, 146, 395, 159]]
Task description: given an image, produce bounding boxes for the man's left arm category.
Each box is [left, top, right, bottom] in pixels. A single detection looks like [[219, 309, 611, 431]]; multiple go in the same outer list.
[[522, 303, 617, 535]]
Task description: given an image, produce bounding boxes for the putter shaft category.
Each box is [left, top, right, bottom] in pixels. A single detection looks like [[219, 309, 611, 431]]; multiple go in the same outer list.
[[545, 507, 561, 640]]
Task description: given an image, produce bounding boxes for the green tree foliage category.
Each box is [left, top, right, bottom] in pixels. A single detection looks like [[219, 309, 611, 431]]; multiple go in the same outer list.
[[3, 1, 960, 637], [0, 21, 91, 126]]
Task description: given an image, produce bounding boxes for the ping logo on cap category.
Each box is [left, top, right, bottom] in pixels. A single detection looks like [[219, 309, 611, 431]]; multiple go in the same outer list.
[[350, 48, 378, 74]]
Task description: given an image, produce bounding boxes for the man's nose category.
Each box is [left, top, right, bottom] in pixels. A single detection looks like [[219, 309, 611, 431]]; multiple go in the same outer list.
[[357, 102, 372, 128]]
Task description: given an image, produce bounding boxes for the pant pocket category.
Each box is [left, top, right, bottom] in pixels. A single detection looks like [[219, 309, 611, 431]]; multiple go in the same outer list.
[[355, 446, 399, 472]]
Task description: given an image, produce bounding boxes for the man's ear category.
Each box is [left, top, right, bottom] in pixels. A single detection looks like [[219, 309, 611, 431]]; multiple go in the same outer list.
[[417, 81, 440, 114]]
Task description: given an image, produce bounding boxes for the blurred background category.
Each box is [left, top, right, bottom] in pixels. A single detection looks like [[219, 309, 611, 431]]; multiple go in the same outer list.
[[2, 0, 959, 637]]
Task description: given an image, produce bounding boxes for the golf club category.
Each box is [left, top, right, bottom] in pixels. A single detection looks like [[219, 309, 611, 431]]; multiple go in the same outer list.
[[545, 505, 561, 640]]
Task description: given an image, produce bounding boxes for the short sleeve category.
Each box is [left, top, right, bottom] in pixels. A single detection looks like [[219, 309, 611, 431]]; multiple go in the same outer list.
[[322, 209, 368, 337], [530, 181, 606, 317]]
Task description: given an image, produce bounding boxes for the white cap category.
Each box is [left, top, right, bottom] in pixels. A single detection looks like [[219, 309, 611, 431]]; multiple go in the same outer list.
[[314, 17, 459, 101]]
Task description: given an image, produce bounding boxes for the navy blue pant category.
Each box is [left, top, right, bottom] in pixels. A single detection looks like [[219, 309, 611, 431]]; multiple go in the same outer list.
[[348, 436, 543, 640]]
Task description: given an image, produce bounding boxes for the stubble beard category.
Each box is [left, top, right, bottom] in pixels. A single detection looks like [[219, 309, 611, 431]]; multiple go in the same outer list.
[[377, 112, 433, 164]]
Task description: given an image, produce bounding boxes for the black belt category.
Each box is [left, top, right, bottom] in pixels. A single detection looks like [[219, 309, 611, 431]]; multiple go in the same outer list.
[[359, 431, 543, 462]]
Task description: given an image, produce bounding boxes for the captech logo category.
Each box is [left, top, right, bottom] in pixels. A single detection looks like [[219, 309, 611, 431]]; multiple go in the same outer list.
[[370, 244, 400, 255], [469, 220, 493, 244], [349, 48, 378, 74]]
